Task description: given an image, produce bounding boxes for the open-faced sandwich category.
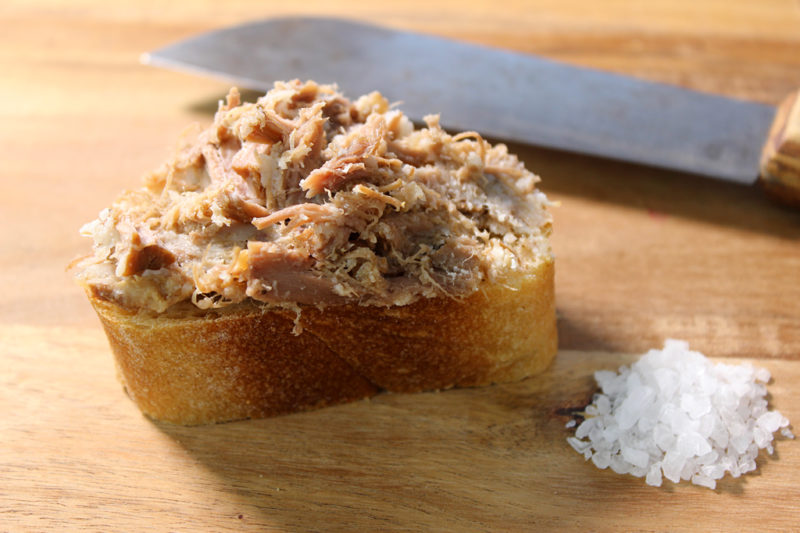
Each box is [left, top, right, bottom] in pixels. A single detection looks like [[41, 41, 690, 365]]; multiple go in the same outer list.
[[73, 80, 557, 424]]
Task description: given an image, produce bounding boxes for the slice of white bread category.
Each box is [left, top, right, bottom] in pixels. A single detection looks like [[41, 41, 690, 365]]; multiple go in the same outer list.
[[89, 258, 555, 425], [75, 80, 557, 424]]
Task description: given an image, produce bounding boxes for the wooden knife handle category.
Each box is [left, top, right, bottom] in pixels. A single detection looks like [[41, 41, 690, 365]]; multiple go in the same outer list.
[[760, 90, 800, 207]]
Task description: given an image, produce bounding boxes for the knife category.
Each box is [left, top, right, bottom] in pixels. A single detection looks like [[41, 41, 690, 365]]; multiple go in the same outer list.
[[142, 16, 800, 206]]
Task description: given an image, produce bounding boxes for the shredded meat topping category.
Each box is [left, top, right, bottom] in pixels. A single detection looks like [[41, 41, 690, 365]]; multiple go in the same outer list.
[[75, 80, 552, 313]]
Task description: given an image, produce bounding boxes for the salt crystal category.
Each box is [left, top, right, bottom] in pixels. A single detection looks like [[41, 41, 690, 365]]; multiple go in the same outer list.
[[757, 411, 783, 433], [653, 424, 675, 452], [709, 422, 729, 449], [700, 463, 726, 480], [661, 450, 684, 483], [654, 367, 679, 397], [664, 338, 690, 352], [731, 381, 750, 398], [739, 458, 757, 474], [696, 450, 719, 466], [727, 418, 747, 439], [679, 460, 696, 481], [592, 451, 611, 469], [730, 433, 753, 455], [719, 455, 735, 474], [668, 409, 698, 436], [696, 371, 718, 396], [637, 411, 658, 432], [596, 395, 611, 415], [594, 370, 618, 390], [676, 432, 712, 457], [609, 455, 631, 475], [681, 393, 711, 420], [588, 426, 603, 443], [752, 426, 772, 449], [566, 340, 793, 490], [697, 413, 716, 439], [602, 426, 620, 444], [754, 367, 771, 383], [621, 446, 650, 469], [691, 473, 716, 490], [616, 385, 655, 430], [645, 463, 663, 486], [575, 419, 594, 439]]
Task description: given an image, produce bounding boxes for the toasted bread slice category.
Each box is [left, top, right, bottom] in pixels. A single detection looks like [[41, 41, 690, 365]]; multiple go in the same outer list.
[[76, 80, 557, 424], [88, 255, 555, 425]]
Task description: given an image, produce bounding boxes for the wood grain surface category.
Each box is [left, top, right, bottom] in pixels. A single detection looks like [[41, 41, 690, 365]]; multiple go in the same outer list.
[[4, 325, 799, 531], [2, 0, 800, 531]]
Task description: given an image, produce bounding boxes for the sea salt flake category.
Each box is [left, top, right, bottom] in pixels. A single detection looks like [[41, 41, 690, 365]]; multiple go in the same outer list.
[[653, 424, 675, 452], [731, 433, 753, 455], [596, 395, 611, 415], [739, 458, 757, 474], [609, 455, 631, 475], [653, 367, 679, 397], [696, 450, 719, 466], [731, 381, 751, 398], [700, 463, 726, 480], [629, 466, 648, 478], [664, 339, 690, 352], [676, 432, 711, 457], [754, 367, 771, 383], [753, 426, 772, 449], [592, 451, 611, 470], [575, 419, 594, 439], [681, 393, 711, 420], [757, 411, 783, 433], [616, 386, 655, 430], [602, 426, 620, 444], [709, 423, 729, 449], [661, 450, 685, 483], [566, 340, 793, 490], [588, 426, 604, 443], [621, 446, 650, 469], [691, 473, 716, 490], [645, 463, 663, 487], [594, 370, 618, 390], [679, 460, 696, 481]]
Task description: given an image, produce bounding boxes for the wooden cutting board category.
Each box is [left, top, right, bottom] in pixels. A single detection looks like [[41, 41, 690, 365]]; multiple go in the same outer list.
[[4, 325, 799, 531], [2, 1, 800, 531]]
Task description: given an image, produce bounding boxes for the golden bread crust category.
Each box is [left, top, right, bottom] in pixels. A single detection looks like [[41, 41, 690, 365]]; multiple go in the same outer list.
[[89, 257, 556, 425]]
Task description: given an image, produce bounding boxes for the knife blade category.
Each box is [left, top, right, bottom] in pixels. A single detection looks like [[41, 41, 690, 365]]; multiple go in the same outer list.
[[142, 16, 800, 204]]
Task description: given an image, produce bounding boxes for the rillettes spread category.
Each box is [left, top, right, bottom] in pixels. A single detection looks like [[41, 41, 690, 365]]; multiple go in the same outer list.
[[75, 81, 552, 313]]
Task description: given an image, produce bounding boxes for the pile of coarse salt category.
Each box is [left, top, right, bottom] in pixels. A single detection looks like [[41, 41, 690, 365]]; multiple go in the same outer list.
[[567, 339, 793, 489]]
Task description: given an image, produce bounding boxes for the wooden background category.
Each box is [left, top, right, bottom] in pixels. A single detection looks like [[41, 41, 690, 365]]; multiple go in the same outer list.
[[2, 0, 800, 530]]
